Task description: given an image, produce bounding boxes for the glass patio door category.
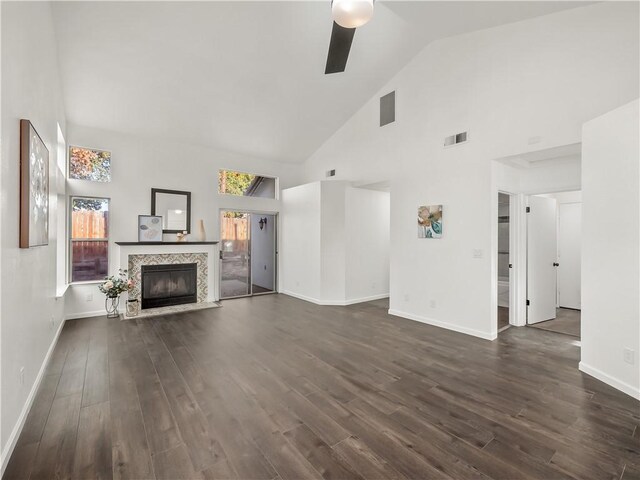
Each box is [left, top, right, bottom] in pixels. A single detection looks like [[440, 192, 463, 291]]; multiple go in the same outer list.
[[219, 211, 277, 299], [220, 212, 251, 298]]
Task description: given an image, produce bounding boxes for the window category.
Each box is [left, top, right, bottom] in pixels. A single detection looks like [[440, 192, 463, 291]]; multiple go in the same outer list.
[[70, 197, 109, 282], [56, 124, 68, 294], [218, 169, 277, 199], [69, 146, 111, 182]]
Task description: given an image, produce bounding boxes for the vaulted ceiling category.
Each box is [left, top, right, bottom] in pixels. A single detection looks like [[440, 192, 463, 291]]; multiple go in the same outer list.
[[52, 1, 587, 163]]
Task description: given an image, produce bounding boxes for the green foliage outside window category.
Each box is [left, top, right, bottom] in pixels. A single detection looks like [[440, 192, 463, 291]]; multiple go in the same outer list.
[[218, 169, 255, 196]]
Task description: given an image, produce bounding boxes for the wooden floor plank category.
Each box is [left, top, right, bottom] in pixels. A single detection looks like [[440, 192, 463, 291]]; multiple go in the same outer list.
[[73, 401, 112, 480], [110, 398, 155, 480], [15, 374, 60, 446], [282, 424, 364, 480], [82, 331, 109, 407], [2, 442, 39, 480], [152, 443, 204, 480], [30, 393, 82, 480]]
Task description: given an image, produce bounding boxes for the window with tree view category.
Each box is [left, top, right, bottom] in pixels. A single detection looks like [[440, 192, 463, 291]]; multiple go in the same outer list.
[[70, 197, 109, 282], [69, 146, 111, 182], [218, 169, 277, 198]]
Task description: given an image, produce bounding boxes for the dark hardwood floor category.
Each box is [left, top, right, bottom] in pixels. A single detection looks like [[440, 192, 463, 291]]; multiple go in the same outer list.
[[4, 295, 639, 480], [529, 308, 581, 338], [497, 307, 509, 331]]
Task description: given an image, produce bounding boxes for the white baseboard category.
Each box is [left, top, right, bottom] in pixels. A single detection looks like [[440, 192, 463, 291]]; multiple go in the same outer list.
[[281, 291, 389, 306], [343, 293, 389, 305], [579, 361, 640, 400], [1, 317, 66, 476], [280, 290, 323, 305], [388, 308, 497, 341], [65, 310, 104, 320]]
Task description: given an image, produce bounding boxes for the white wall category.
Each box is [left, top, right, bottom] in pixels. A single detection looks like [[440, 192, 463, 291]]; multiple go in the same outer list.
[[64, 124, 304, 318], [345, 188, 390, 302], [1, 1, 67, 470], [580, 99, 639, 399], [280, 182, 322, 300], [320, 181, 347, 302], [250, 213, 276, 291], [303, 3, 638, 340], [281, 181, 390, 305]]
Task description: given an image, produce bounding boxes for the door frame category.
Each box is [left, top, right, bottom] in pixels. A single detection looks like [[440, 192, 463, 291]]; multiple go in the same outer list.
[[492, 188, 581, 333], [218, 209, 278, 300], [493, 190, 526, 333]]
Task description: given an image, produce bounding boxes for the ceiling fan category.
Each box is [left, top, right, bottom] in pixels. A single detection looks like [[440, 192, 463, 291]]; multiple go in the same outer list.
[[325, 0, 374, 74]]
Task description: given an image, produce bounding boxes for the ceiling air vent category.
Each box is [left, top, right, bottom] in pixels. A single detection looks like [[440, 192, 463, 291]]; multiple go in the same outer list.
[[380, 91, 395, 127], [326, 169, 336, 177], [444, 131, 468, 147]]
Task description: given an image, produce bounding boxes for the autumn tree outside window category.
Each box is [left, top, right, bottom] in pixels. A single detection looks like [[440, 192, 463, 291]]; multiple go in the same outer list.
[[69, 146, 111, 182]]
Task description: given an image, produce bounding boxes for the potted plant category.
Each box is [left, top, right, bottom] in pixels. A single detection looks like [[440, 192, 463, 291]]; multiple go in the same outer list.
[[98, 269, 133, 318]]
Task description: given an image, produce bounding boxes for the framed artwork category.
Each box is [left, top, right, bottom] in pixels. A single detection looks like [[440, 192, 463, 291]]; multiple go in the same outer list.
[[20, 119, 49, 248], [138, 215, 163, 242], [418, 205, 443, 239]]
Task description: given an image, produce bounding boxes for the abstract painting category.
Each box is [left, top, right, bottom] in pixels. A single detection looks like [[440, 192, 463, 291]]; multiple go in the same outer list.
[[20, 120, 49, 248], [138, 215, 163, 242], [418, 205, 443, 239]]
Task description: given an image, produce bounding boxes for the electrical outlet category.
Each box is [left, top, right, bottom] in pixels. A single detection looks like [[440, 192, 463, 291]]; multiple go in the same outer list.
[[528, 135, 542, 145], [264, 265, 267, 270], [86, 293, 93, 302], [404, 294, 410, 302], [430, 299, 437, 309], [624, 348, 635, 365], [371, 282, 376, 290], [296, 280, 300, 287], [19, 367, 25, 386], [473, 249, 483, 259]]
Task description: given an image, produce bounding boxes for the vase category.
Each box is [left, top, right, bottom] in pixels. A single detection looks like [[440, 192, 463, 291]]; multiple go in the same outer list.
[[196, 219, 206, 242], [126, 298, 140, 317], [105, 295, 120, 318]]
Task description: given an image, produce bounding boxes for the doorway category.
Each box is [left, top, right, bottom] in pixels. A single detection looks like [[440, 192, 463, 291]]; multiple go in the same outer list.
[[219, 210, 277, 299], [497, 192, 512, 332], [526, 191, 581, 337]]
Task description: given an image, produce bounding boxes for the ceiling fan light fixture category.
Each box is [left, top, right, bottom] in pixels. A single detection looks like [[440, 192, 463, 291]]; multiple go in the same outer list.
[[332, 0, 374, 29]]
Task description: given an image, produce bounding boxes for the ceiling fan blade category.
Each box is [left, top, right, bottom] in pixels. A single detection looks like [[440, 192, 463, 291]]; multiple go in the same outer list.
[[325, 21, 356, 74]]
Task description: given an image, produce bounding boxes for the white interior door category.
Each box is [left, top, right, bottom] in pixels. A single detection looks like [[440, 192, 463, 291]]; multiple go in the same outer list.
[[558, 203, 581, 309], [527, 196, 558, 324]]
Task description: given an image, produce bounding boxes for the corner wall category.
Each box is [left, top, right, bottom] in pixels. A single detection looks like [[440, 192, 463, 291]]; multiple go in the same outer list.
[[580, 99, 639, 399], [1, 1, 67, 470], [281, 181, 390, 305]]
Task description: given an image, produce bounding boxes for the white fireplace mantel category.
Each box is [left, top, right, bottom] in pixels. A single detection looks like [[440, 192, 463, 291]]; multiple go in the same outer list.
[[115, 242, 220, 303]]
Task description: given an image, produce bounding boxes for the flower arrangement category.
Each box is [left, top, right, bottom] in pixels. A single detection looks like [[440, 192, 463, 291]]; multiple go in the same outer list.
[[98, 269, 133, 298]]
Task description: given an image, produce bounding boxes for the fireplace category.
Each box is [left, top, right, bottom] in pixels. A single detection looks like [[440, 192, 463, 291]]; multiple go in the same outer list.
[[141, 263, 197, 309]]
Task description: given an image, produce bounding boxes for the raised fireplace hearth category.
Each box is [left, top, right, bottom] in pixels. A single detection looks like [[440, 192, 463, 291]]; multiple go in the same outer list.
[[141, 263, 197, 309]]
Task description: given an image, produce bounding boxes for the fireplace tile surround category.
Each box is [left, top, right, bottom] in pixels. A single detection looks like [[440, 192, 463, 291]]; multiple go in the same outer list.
[[115, 242, 219, 310], [129, 253, 207, 304]]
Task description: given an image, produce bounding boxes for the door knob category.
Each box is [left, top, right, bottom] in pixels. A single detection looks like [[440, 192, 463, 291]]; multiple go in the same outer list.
[[553, 262, 559, 267]]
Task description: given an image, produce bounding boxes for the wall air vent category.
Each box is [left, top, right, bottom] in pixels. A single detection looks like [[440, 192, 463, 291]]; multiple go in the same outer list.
[[380, 91, 395, 127], [444, 131, 469, 147], [326, 169, 336, 177]]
